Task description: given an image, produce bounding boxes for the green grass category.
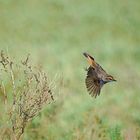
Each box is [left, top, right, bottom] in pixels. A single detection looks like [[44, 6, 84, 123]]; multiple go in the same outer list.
[[109, 125, 123, 140], [0, 0, 140, 139]]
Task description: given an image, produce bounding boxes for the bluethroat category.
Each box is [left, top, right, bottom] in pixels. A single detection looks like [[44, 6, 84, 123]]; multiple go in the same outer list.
[[83, 52, 116, 98]]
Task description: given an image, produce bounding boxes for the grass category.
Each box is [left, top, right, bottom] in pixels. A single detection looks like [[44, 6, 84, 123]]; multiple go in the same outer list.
[[0, 0, 140, 139]]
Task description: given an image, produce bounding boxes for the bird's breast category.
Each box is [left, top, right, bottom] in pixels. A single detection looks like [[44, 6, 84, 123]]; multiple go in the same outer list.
[[99, 79, 106, 85]]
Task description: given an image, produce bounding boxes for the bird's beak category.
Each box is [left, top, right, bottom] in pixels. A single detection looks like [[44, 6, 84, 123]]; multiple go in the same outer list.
[[112, 79, 117, 82]]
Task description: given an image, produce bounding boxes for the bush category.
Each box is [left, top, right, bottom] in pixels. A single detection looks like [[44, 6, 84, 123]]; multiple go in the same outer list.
[[0, 51, 54, 140]]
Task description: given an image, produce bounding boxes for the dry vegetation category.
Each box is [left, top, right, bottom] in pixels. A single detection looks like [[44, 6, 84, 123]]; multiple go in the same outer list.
[[0, 51, 54, 140]]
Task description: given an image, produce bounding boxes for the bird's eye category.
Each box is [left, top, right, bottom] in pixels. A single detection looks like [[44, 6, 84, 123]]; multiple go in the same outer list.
[[107, 76, 113, 80]]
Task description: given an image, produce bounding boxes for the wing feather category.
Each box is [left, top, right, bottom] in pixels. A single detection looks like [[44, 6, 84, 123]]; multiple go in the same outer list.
[[85, 66, 102, 98]]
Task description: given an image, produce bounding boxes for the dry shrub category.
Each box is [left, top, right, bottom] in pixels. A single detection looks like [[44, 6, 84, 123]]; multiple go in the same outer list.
[[0, 51, 54, 140]]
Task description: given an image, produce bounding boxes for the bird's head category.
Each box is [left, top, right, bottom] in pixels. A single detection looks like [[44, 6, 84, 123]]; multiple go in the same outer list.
[[105, 75, 116, 83]]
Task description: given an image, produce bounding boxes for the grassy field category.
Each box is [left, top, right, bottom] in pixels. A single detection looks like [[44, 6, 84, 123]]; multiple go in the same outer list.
[[0, 0, 140, 140]]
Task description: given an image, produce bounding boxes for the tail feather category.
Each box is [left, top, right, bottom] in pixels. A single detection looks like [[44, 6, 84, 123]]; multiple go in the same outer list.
[[83, 52, 96, 68], [83, 52, 94, 60]]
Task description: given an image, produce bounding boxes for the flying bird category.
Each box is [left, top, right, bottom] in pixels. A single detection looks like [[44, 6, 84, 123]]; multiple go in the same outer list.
[[83, 52, 116, 98]]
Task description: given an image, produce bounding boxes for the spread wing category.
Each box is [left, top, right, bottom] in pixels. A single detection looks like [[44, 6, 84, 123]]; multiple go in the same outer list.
[[85, 66, 102, 98]]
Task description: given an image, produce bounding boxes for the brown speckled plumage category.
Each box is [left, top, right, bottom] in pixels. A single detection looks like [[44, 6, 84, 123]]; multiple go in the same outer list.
[[83, 52, 116, 98]]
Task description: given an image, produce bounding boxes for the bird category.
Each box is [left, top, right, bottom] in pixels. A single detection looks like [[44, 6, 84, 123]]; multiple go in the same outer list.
[[83, 52, 116, 98]]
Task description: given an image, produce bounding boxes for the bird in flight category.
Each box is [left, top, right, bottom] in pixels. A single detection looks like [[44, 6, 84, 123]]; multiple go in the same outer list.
[[83, 52, 116, 98]]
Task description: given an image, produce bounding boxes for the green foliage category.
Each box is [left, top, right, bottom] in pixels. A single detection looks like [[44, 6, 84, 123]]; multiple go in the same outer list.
[[109, 125, 123, 140]]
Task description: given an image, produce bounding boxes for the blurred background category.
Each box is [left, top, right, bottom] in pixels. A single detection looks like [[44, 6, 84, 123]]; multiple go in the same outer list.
[[0, 0, 140, 139]]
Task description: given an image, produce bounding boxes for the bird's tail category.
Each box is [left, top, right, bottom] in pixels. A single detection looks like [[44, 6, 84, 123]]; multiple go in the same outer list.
[[83, 52, 94, 60], [83, 52, 96, 68]]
